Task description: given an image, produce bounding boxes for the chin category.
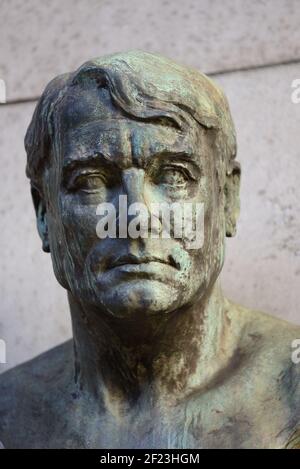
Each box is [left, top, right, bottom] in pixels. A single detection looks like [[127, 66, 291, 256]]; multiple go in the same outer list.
[[95, 279, 181, 318]]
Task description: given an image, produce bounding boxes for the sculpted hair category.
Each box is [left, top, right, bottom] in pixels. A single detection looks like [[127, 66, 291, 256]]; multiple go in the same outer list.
[[25, 50, 239, 191]]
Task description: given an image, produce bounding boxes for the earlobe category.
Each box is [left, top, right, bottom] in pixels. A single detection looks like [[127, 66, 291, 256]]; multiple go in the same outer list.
[[224, 161, 241, 237], [31, 186, 50, 253]]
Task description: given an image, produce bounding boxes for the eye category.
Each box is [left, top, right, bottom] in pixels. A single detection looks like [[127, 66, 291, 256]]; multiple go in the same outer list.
[[71, 173, 107, 193], [158, 166, 190, 187]]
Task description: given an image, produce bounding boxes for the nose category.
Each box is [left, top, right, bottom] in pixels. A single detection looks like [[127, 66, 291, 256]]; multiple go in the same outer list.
[[117, 168, 162, 238], [122, 168, 145, 207], [121, 168, 150, 233]]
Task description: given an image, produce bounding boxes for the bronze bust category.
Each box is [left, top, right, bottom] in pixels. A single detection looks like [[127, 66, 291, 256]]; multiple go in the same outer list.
[[0, 50, 299, 449]]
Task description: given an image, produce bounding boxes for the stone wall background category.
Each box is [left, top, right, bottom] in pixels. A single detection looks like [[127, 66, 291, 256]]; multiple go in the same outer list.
[[0, 0, 300, 373]]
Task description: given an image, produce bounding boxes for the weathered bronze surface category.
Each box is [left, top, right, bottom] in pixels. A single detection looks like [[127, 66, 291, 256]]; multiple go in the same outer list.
[[0, 51, 299, 448]]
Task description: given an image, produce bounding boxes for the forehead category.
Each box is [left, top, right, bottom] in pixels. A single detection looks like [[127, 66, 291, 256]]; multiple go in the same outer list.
[[58, 85, 207, 168]]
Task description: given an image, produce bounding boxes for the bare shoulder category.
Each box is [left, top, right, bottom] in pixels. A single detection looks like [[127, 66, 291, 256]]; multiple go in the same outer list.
[[225, 297, 300, 350], [229, 300, 300, 360], [0, 340, 74, 448], [227, 299, 300, 442]]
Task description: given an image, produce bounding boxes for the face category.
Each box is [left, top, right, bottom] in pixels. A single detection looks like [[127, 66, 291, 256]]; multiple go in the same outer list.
[[42, 85, 227, 319]]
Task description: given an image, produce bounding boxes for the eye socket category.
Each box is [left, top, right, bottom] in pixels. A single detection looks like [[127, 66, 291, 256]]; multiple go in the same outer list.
[[157, 165, 191, 187]]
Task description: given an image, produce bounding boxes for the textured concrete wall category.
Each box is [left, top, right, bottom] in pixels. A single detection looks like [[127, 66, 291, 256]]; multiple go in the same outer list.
[[0, 0, 300, 373]]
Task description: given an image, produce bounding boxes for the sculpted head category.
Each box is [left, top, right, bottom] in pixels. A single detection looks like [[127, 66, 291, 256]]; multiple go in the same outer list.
[[25, 50, 240, 319]]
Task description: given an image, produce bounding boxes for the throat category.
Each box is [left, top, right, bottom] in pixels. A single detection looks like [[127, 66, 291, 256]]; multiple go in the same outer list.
[[68, 281, 231, 415]]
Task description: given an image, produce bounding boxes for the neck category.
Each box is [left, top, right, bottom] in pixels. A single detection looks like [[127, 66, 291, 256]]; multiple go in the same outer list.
[[68, 281, 234, 416]]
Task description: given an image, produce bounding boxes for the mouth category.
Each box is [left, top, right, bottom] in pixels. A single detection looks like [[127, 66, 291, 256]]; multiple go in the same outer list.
[[108, 254, 180, 271]]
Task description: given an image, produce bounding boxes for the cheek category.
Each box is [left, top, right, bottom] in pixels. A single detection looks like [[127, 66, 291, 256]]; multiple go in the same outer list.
[[204, 204, 226, 280], [188, 195, 224, 283], [59, 195, 100, 262], [201, 162, 225, 250]]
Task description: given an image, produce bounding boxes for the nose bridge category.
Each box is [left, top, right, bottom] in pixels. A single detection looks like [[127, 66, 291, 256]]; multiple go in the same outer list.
[[122, 168, 145, 206], [119, 167, 163, 238]]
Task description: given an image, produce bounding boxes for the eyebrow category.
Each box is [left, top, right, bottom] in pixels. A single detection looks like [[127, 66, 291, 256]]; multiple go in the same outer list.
[[62, 151, 113, 171], [141, 150, 202, 182], [144, 150, 200, 167]]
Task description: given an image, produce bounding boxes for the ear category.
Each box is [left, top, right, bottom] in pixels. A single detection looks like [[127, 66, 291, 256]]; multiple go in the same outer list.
[[224, 161, 241, 237], [31, 186, 50, 252]]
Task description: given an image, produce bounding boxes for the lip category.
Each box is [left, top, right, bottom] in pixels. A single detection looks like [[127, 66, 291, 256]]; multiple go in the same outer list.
[[107, 261, 177, 282], [108, 254, 180, 270]]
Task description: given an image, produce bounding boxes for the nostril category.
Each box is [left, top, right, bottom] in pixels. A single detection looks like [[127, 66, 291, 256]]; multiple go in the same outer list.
[[168, 255, 181, 270]]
